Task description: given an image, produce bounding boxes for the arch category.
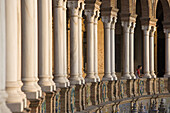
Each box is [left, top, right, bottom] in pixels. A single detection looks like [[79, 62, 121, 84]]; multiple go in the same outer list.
[[158, 0, 170, 22]]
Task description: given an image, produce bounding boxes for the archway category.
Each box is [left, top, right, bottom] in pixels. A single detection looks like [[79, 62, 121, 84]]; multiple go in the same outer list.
[[156, 0, 165, 77], [134, 0, 144, 72]]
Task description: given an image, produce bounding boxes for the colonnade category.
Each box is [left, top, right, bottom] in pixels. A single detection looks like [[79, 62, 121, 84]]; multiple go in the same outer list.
[[0, 0, 170, 112]]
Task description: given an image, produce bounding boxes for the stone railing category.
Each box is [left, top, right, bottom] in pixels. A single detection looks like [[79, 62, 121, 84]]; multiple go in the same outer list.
[[39, 77, 170, 113]]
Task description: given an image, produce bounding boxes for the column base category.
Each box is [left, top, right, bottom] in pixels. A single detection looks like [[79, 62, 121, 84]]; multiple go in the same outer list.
[[164, 73, 170, 78], [54, 76, 69, 88], [34, 83, 42, 98], [24, 91, 39, 100], [111, 73, 117, 80], [0, 91, 11, 113], [39, 85, 53, 92], [18, 81, 27, 108], [7, 102, 24, 113], [85, 78, 96, 83], [150, 73, 156, 78], [69, 77, 81, 85], [121, 74, 132, 79], [130, 73, 136, 79], [94, 74, 100, 82], [79, 76, 85, 84], [102, 74, 113, 81], [143, 73, 152, 78]]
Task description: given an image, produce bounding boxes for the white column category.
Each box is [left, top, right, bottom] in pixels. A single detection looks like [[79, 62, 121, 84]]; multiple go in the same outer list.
[[84, 10, 96, 83], [34, 0, 42, 98], [53, 0, 67, 87], [94, 11, 100, 82], [17, 0, 27, 108], [121, 21, 132, 79], [5, 0, 24, 111], [149, 27, 156, 78], [0, 0, 12, 112], [68, 1, 81, 85], [48, 0, 56, 90], [102, 16, 113, 81], [110, 17, 117, 80], [78, 2, 85, 84], [38, 0, 53, 92], [142, 26, 152, 78], [21, 0, 39, 99], [129, 22, 136, 79], [164, 29, 170, 77], [63, 0, 70, 86]]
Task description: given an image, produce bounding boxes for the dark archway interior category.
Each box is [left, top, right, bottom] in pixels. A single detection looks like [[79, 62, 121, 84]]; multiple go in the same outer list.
[[156, 0, 165, 77], [134, 0, 144, 72]]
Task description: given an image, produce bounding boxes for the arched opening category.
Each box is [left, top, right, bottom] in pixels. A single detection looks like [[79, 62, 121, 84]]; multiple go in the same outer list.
[[134, 0, 144, 72], [156, 0, 165, 77]]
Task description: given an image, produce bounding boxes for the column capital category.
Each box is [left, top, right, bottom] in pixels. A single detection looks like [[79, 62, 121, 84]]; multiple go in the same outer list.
[[111, 17, 117, 29], [94, 10, 100, 24], [150, 26, 156, 37], [63, 0, 67, 10], [67, 1, 80, 16], [84, 10, 96, 23], [121, 21, 131, 32], [78, 2, 85, 18], [102, 16, 113, 29], [164, 28, 170, 34], [142, 25, 151, 31], [130, 22, 136, 34], [53, 0, 63, 8]]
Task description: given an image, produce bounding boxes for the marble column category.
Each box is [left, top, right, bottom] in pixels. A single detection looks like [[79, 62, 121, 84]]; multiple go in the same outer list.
[[48, 0, 56, 90], [129, 22, 136, 79], [164, 29, 170, 77], [142, 26, 152, 78], [34, 0, 42, 98], [63, 0, 70, 86], [0, 0, 12, 112], [102, 16, 113, 81], [53, 0, 68, 87], [68, 1, 81, 85], [94, 11, 100, 82], [110, 17, 117, 80], [17, 0, 27, 108], [38, 0, 53, 92], [78, 2, 85, 84], [84, 10, 96, 83], [121, 21, 132, 79], [21, 0, 40, 99], [149, 27, 156, 78], [6, 0, 24, 111]]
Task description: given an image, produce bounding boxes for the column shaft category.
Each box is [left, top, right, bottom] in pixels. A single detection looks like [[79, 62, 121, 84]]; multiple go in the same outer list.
[[17, 0, 27, 107], [149, 27, 156, 78], [48, 0, 56, 90], [21, 0, 39, 99], [102, 17, 113, 81], [110, 18, 117, 80], [38, 0, 53, 92], [53, 0, 67, 87], [68, 1, 81, 85], [84, 10, 96, 82], [129, 23, 136, 79], [142, 26, 151, 78], [121, 21, 131, 79], [164, 29, 170, 77], [78, 3, 85, 84], [6, 0, 24, 111], [63, 0, 70, 86], [0, 0, 13, 112], [94, 11, 100, 82], [34, 0, 42, 98]]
